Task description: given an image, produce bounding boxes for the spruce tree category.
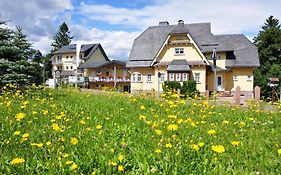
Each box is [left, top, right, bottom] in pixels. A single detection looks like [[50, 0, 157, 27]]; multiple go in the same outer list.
[[0, 17, 42, 86], [51, 22, 73, 51], [254, 16, 281, 98]]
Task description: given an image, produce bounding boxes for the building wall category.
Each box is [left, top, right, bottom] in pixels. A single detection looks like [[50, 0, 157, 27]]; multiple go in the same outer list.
[[190, 66, 206, 92], [205, 52, 226, 69], [159, 44, 204, 62], [87, 47, 107, 63]]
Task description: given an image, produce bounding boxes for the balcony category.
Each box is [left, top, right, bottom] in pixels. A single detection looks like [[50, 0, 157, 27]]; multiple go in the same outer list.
[[88, 76, 130, 83], [52, 60, 63, 65]]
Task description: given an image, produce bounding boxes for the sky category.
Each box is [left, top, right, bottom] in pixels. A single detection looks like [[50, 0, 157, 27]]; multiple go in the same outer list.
[[0, 0, 281, 60]]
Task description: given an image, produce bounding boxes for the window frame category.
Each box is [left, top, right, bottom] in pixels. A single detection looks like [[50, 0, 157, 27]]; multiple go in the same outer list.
[[194, 73, 200, 84], [160, 73, 165, 82], [182, 73, 188, 81], [176, 73, 181, 82], [175, 48, 184, 55], [169, 73, 175, 81], [132, 72, 142, 83], [247, 75, 252, 81], [233, 75, 238, 81], [147, 74, 152, 83]]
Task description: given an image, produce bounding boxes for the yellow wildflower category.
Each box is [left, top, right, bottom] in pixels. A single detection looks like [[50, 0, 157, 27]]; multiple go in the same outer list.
[[191, 144, 200, 151], [10, 158, 25, 165], [80, 120, 86, 125], [140, 105, 145, 110], [165, 143, 172, 148], [70, 137, 78, 145], [222, 120, 230, 124], [13, 131, 21, 135], [46, 141, 52, 146], [15, 113, 25, 121], [278, 149, 281, 155], [139, 115, 146, 120], [231, 141, 240, 147], [207, 129, 216, 135], [212, 145, 225, 153], [22, 133, 29, 138], [118, 165, 124, 171], [118, 154, 125, 162], [51, 123, 61, 132], [155, 129, 162, 135], [155, 149, 162, 154], [70, 163, 78, 170], [198, 142, 204, 147], [96, 124, 102, 129], [66, 160, 73, 165], [31, 143, 44, 148], [167, 124, 178, 131]]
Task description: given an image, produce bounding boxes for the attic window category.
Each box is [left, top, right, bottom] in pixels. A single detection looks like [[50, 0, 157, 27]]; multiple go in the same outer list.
[[175, 48, 184, 55], [226, 51, 236, 59]]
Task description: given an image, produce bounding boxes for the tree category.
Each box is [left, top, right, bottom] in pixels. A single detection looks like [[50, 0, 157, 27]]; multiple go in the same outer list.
[[32, 50, 43, 64], [253, 16, 281, 99], [0, 17, 42, 86], [51, 22, 73, 51]]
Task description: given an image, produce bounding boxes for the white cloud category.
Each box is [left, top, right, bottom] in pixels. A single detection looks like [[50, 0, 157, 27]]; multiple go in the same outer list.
[[71, 25, 140, 60], [79, 0, 281, 35], [32, 37, 53, 55]]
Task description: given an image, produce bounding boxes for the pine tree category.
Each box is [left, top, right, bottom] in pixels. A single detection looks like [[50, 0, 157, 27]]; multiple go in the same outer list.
[[51, 22, 73, 51], [0, 17, 42, 86], [254, 16, 281, 98]]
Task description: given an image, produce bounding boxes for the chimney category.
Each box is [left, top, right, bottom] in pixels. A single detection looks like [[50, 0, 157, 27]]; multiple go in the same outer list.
[[159, 21, 169, 26], [178, 20, 184, 26]]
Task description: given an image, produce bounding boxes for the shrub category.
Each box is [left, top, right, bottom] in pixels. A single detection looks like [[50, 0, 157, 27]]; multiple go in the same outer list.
[[181, 80, 198, 98], [163, 81, 181, 92]]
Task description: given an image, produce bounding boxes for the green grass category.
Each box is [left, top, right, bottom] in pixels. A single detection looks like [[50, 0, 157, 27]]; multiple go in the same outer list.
[[0, 85, 281, 174]]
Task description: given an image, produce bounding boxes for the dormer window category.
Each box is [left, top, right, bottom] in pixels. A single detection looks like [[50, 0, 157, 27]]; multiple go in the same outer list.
[[175, 48, 184, 55]]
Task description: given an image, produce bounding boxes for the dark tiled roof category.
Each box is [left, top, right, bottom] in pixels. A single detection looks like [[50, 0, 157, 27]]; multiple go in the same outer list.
[[79, 60, 127, 69], [166, 59, 190, 72], [127, 22, 259, 68], [55, 44, 97, 54]]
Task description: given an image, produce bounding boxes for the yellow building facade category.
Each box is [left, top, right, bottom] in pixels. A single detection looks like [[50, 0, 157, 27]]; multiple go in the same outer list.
[[127, 20, 260, 97]]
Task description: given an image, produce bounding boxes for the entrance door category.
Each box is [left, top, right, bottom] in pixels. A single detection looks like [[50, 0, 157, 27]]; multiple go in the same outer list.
[[217, 75, 224, 91]]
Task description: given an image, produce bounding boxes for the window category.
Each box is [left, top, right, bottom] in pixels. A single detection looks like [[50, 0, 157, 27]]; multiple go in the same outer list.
[[160, 73, 165, 82], [182, 73, 188, 81], [66, 66, 69, 70], [132, 73, 142, 82], [247, 75, 252, 81], [70, 56, 73, 59], [70, 66, 73, 70], [176, 73, 181, 82], [147, 74, 152, 83], [233, 75, 238, 81], [66, 56, 69, 59], [169, 73, 175, 81], [194, 73, 200, 83], [175, 48, 184, 55]]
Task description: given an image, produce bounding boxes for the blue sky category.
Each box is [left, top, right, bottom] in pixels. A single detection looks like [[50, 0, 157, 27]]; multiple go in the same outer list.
[[0, 0, 281, 60]]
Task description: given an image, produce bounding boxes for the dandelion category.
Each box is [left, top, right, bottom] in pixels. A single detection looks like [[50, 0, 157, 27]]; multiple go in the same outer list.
[[207, 129, 216, 135], [165, 143, 172, 148], [66, 160, 74, 165], [118, 165, 124, 171], [13, 131, 21, 135], [231, 141, 240, 147], [10, 158, 25, 165], [191, 144, 200, 151], [46, 141, 52, 146], [80, 120, 86, 125], [140, 105, 145, 110], [118, 154, 125, 162], [96, 124, 102, 129], [70, 163, 78, 170], [222, 120, 230, 124], [70, 137, 78, 145], [31, 143, 44, 148], [51, 123, 61, 132], [155, 149, 162, 154], [212, 145, 225, 153], [155, 129, 162, 135], [22, 133, 29, 138], [15, 112, 25, 121], [139, 115, 146, 120], [278, 149, 281, 155], [198, 142, 204, 147], [167, 124, 178, 131]]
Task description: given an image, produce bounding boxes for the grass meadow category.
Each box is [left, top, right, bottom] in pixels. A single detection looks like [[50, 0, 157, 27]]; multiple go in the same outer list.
[[1, 84, 281, 174]]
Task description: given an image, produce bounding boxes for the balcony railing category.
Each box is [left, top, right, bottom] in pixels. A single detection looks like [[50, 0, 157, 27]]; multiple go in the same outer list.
[[88, 76, 130, 83], [52, 60, 63, 65]]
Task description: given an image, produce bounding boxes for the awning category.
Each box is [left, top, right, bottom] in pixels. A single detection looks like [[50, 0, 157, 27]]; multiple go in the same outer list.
[[166, 59, 190, 72]]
